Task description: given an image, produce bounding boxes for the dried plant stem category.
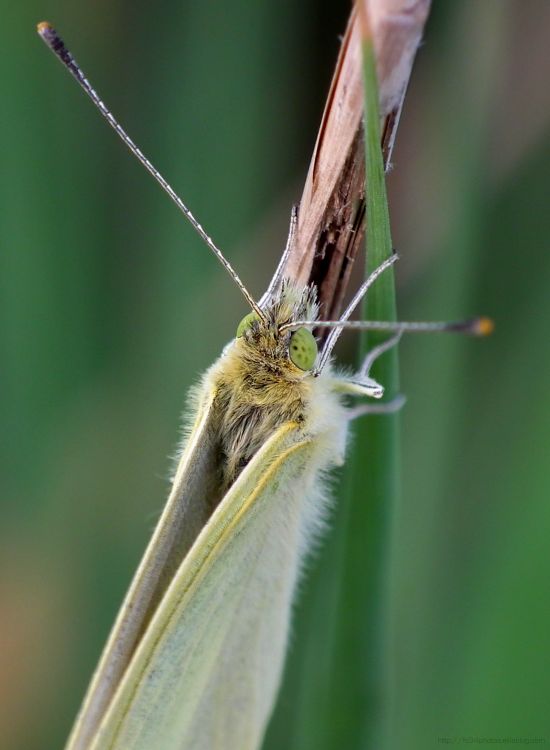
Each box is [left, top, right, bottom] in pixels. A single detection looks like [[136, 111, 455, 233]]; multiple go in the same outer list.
[[286, 0, 431, 323]]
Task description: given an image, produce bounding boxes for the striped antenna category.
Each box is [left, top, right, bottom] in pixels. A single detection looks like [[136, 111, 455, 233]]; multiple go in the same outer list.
[[289, 317, 494, 335], [37, 22, 265, 320], [281, 252, 493, 373]]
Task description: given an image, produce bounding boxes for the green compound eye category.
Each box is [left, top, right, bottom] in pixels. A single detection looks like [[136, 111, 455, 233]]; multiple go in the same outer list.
[[236, 311, 260, 338], [288, 327, 317, 371]]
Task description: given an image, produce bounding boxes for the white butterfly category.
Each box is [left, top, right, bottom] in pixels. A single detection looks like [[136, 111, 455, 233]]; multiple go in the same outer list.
[[38, 21, 490, 750]]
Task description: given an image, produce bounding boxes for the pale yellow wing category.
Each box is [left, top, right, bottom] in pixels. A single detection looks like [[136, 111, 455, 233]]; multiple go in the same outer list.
[[89, 422, 315, 750], [67, 385, 221, 750]]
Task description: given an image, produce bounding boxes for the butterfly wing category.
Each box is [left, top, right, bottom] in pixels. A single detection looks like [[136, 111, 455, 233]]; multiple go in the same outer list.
[[68, 384, 222, 750], [89, 421, 317, 750]]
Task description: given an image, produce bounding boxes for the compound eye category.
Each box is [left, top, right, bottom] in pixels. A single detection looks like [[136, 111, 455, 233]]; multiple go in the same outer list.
[[289, 327, 317, 371], [236, 311, 260, 338]]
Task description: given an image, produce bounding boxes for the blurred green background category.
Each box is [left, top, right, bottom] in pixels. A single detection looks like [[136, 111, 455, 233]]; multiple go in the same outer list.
[[2, 1, 550, 749]]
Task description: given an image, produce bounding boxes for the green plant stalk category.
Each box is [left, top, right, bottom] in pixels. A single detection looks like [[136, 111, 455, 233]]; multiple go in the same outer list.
[[357, 34, 400, 747], [326, 35, 400, 749], [264, 30, 400, 750]]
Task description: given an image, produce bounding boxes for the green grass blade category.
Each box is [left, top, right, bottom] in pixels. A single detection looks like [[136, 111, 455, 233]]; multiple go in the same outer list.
[[263, 24, 400, 749], [361, 33, 398, 354], [326, 29, 400, 749]]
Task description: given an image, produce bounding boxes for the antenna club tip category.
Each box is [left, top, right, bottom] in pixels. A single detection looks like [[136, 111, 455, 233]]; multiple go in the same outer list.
[[472, 316, 494, 336], [37, 21, 53, 35]]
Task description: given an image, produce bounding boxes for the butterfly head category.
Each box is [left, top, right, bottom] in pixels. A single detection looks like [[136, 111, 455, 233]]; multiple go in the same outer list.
[[236, 282, 319, 374]]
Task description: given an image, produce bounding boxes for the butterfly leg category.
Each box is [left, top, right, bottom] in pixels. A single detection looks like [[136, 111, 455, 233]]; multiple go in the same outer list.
[[259, 205, 298, 307], [331, 332, 402, 399], [347, 394, 406, 421], [359, 331, 402, 377]]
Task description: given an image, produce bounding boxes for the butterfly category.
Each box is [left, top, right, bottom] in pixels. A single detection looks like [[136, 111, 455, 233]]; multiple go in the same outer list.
[[38, 21, 491, 750]]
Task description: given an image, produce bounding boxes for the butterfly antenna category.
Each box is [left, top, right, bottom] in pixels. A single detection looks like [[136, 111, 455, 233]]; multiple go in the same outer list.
[[297, 317, 494, 335], [37, 21, 265, 320]]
